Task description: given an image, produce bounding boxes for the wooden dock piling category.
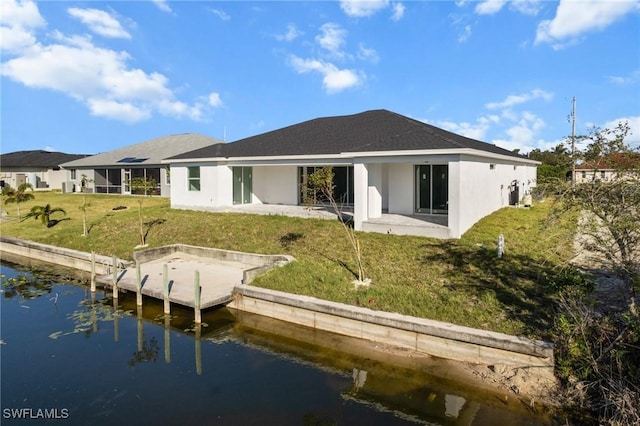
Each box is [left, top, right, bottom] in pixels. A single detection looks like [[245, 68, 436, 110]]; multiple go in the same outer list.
[[194, 270, 201, 324], [90, 251, 96, 292], [112, 254, 118, 299], [164, 315, 171, 364], [136, 262, 142, 306], [163, 263, 170, 314]]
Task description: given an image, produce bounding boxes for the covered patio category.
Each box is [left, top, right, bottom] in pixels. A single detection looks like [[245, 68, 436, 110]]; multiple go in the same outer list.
[[203, 203, 451, 239]]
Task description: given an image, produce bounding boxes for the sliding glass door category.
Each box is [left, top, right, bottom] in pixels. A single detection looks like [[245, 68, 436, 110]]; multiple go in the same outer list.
[[415, 165, 448, 214], [233, 167, 252, 204]]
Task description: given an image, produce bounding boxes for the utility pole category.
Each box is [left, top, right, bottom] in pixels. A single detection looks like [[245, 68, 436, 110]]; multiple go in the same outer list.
[[571, 96, 576, 184]]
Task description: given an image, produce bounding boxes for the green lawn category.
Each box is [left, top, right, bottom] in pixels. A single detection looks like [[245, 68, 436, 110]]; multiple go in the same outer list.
[[0, 192, 577, 339]]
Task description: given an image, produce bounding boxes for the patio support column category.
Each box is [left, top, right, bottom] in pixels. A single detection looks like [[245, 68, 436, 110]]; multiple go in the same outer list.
[[448, 160, 462, 238], [367, 163, 383, 219], [353, 162, 368, 231]]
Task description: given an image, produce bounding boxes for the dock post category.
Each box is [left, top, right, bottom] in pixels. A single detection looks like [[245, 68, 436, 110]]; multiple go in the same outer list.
[[163, 263, 170, 314], [195, 324, 202, 376], [136, 262, 142, 306], [113, 298, 119, 343], [112, 254, 118, 299], [194, 270, 201, 324], [164, 315, 171, 364], [90, 251, 96, 292], [137, 306, 143, 352]]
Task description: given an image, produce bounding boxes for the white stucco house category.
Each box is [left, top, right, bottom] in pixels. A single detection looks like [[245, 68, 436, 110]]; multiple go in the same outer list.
[[61, 133, 223, 196], [0, 150, 88, 191], [166, 110, 539, 239]]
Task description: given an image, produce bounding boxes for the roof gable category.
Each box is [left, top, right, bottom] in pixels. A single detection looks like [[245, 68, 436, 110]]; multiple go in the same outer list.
[[170, 110, 525, 160]]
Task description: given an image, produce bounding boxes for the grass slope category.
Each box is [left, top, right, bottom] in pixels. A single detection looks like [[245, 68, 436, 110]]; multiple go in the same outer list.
[[0, 192, 576, 339]]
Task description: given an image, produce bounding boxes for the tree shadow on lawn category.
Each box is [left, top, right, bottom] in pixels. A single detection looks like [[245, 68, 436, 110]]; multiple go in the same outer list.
[[420, 241, 562, 339]]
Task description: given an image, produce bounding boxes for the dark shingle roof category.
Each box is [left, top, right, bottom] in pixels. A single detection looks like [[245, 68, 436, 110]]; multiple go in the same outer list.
[[170, 110, 525, 160], [0, 150, 89, 168]]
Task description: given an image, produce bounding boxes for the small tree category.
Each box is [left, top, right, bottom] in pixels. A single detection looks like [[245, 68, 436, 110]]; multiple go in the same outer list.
[[25, 204, 66, 227], [79, 195, 91, 236], [304, 166, 368, 285], [129, 176, 157, 248], [2, 183, 35, 220]]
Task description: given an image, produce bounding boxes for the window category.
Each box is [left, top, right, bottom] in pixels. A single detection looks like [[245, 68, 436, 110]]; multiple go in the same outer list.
[[188, 167, 200, 191], [581, 171, 586, 179], [70, 169, 77, 180], [600, 170, 606, 179]]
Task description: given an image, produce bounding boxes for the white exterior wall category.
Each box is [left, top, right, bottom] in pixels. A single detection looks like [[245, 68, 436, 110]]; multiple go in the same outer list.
[[455, 158, 537, 237], [0, 168, 68, 191], [252, 166, 298, 204], [387, 163, 414, 215], [170, 163, 232, 210]]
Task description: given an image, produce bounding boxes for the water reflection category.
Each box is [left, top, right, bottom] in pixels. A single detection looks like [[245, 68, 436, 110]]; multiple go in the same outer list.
[[1, 261, 550, 425]]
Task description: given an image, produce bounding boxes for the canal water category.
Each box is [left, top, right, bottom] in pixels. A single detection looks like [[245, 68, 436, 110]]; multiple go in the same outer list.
[[1, 261, 549, 425]]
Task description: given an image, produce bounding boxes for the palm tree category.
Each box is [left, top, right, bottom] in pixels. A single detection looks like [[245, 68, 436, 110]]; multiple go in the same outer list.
[[2, 183, 35, 220], [25, 204, 66, 227]]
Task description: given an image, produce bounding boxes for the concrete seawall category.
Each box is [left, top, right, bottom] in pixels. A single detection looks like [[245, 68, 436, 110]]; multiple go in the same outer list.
[[0, 236, 554, 378], [0, 236, 128, 275], [229, 286, 554, 374]]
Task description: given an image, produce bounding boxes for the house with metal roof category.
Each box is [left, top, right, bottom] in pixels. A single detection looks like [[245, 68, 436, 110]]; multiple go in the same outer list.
[[0, 150, 89, 191], [61, 133, 223, 196], [572, 152, 640, 184], [166, 110, 539, 239]]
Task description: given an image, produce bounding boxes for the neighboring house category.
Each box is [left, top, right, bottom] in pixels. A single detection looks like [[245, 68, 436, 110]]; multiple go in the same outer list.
[[166, 110, 539, 239], [0, 150, 89, 191], [573, 152, 640, 184], [61, 133, 223, 197]]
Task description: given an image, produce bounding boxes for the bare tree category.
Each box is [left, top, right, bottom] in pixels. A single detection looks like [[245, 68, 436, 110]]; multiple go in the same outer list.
[[304, 166, 368, 285]]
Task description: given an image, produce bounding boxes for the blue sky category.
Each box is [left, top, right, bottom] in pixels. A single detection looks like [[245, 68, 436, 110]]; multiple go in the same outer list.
[[1, 0, 639, 156]]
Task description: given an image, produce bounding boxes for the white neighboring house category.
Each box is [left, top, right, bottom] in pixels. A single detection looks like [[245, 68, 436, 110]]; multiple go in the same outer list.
[[61, 133, 223, 196], [166, 110, 539, 239], [0, 150, 89, 191]]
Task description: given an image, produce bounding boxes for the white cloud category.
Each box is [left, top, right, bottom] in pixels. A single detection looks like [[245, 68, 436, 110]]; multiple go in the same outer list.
[[485, 89, 553, 110], [510, 0, 542, 16], [601, 116, 640, 147], [340, 0, 388, 17], [151, 0, 172, 13], [288, 55, 363, 93], [316, 23, 348, 58], [606, 69, 640, 85], [475, 0, 506, 15], [88, 98, 151, 123], [430, 115, 500, 140], [391, 2, 405, 21], [68, 7, 131, 39], [535, 0, 640, 48], [208, 8, 230, 21], [357, 43, 379, 63], [458, 25, 472, 43], [274, 24, 302, 42], [492, 111, 546, 152], [1, 9, 214, 125], [0, 0, 46, 54], [208, 92, 223, 108]]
